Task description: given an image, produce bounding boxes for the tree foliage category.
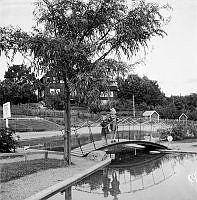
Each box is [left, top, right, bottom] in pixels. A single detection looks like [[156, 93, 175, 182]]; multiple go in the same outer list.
[[0, 0, 169, 83], [117, 74, 165, 107], [0, 128, 18, 153], [0, 65, 39, 105]]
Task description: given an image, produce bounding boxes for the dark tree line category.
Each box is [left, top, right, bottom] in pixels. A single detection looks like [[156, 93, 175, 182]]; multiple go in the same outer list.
[[117, 74, 197, 120], [117, 74, 166, 107], [1, 64, 197, 121], [0, 65, 39, 105]]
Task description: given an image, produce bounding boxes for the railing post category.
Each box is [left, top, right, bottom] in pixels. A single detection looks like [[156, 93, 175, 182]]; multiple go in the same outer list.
[[117, 125, 119, 142], [88, 123, 96, 150], [44, 151, 48, 159], [24, 151, 27, 161], [74, 126, 84, 156], [122, 123, 124, 139]]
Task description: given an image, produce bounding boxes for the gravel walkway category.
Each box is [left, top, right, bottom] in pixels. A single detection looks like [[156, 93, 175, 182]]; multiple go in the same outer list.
[[0, 153, 103, 200]]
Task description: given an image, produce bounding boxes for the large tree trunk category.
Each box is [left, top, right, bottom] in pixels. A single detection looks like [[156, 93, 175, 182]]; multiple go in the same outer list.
[[64, 80, 71, 165]]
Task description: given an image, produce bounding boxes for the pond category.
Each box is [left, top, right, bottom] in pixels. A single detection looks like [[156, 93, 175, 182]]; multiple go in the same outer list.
[[48, 152, 197, 200]]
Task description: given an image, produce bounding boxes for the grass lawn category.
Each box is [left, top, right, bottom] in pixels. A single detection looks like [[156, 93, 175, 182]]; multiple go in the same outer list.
[[0, 158, 66, 183], [0, 118, 63, 132]]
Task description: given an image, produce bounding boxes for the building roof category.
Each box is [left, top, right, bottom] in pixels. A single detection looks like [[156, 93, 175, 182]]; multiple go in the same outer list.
[[179, 113, 188, 120], [142, 110, 159, 117]]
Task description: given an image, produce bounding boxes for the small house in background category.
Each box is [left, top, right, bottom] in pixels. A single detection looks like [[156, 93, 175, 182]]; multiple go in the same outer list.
[[142, 110, 159, 121], [179, 113, 188, 123]]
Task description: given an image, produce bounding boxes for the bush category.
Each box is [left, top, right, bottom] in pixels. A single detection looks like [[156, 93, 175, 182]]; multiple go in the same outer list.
[[45, 93, 65, 110], [159, 123, 197, 141], [170, 124, 185, 140], [0, 128, 18, 153]]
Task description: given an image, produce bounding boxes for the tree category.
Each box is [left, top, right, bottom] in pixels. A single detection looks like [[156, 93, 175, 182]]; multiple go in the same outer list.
[[74, 59, 129, 106], [0, 65, 38, 105], [117, 74, 165, 107], [0, 0, 169, 164], [4, 64, 36, 84]]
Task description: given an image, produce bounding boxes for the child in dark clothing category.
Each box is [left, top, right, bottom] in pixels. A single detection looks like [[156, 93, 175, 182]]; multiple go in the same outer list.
[[100, 116, 110, 142]]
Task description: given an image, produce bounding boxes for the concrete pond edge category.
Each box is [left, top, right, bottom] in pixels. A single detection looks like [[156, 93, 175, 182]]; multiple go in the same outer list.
[[24, 157, 112, 200]]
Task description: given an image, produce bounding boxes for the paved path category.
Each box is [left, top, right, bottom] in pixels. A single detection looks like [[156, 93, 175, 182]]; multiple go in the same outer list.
[[15, 126, 102, 140]]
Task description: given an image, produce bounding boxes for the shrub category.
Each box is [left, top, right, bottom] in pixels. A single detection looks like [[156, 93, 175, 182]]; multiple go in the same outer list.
[[45, 93, 65, 110], [171, 124, 185, 140], [159, 123, 197, 141], [0, 128, 18, 153]]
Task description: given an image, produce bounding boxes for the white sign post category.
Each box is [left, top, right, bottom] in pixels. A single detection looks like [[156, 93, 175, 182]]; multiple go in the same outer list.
[[3, 102, 11, 128]]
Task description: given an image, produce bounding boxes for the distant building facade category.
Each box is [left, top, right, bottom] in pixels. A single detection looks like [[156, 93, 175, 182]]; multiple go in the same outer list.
[[100, 78, 118, 105], [38, 71, 117, 105]]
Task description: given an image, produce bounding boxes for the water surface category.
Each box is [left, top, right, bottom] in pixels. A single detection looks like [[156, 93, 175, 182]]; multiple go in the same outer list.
[[49, 153, 197, 200]]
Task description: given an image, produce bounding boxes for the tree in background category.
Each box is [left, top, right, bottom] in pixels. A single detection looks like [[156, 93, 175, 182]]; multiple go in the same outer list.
[[0, 0, 169, 164], [0, 64, 38, 105], [75, 59, 130, 107], [4, 64, 36, 84], [167, 94, 197, 120], [117, 74, 166, 108]]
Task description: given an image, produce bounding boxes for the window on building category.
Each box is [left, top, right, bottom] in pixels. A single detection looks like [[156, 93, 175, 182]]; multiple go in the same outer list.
[[50, 88, 55, 95], [55, 89, 60, 93], [109, 91, 114, 97], [46, 77, 51, 83], [53, 77, 56, 83], [50, 88, 61, 95], [100, 91, 106, 97]]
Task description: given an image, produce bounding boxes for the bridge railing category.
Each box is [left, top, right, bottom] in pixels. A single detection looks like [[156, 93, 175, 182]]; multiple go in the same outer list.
[[71, 116, 197, 155]]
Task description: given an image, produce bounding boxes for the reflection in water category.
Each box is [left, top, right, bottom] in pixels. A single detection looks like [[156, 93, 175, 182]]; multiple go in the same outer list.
[[62, 187, 72, 200], [101, 170, 121, 200], [188, 171, 197, 183], [109, 171, 120, 200], [50, 153, 197, 200], [102, 168, 110, 197]]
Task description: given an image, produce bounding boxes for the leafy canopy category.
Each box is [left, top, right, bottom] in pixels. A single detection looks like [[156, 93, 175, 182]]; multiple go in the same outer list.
[[0, 0, 169, 83], [0, 64, 39, 105]]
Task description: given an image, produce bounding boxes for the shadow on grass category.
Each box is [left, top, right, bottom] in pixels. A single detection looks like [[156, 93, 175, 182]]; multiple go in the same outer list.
[[0, 159, 66, 183]]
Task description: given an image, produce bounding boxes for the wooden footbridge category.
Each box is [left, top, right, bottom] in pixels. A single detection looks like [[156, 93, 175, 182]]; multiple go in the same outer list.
[[71, 139, 168, 157], [70, 116, 172, 157]]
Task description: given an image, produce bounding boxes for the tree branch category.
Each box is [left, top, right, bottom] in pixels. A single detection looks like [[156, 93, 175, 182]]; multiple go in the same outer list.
[[79, 1, 104, 42]]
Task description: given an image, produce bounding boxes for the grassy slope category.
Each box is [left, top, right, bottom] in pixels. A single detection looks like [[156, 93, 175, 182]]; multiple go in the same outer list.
[[0, 118, 63, 132], [0, 158, 66, 183]]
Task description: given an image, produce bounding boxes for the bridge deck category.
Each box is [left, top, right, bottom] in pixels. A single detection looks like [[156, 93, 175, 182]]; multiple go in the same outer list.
[[71, 139, 146, 157]]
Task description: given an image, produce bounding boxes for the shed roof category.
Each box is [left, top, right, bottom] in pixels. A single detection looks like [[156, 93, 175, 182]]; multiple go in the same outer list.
[[179, 113, 188, 120], [142, 110, 159, 117]]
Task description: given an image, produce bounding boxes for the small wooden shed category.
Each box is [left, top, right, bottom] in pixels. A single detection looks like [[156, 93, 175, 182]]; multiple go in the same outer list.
[[179, 113, 188, 122], [142, 110, 159, 121]]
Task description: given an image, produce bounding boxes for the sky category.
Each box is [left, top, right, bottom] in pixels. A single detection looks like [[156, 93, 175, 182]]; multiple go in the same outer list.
[[0, 0, 197, 97]]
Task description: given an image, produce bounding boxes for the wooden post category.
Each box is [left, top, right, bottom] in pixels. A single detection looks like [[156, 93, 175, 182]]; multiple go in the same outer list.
[[133, 95, 135, 118], [44, 151, 48, 159], [5, 118, 9, 128], [24, 152, 27, 161], [64, 79, 71, 165]]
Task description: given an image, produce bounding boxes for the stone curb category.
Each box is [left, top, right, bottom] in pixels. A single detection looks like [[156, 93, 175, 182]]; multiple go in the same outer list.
[[24, 157, 112, 200]]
